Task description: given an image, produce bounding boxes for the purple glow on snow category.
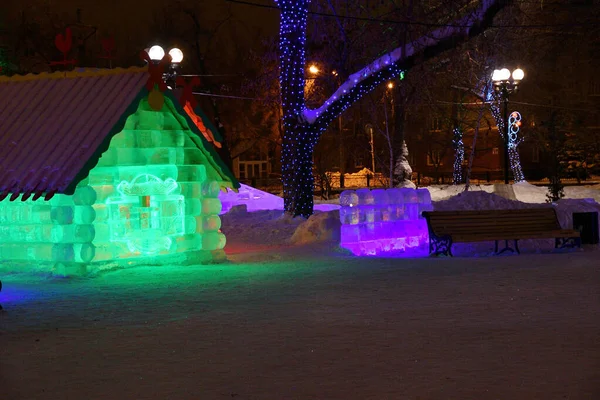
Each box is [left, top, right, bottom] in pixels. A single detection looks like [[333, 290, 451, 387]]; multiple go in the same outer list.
[[0, 285, 36, 305]]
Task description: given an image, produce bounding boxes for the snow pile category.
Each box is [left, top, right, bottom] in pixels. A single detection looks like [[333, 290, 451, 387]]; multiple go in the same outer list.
[[429, 181, 600, 205], [553, 198, 600, 230], [427, 184, 494, 201], [512, 181, 549, 203], [433, 190, 544, 211], [564, 185, 600, 203], [220, 207, 303, 246], [291, 211, 341, 245]]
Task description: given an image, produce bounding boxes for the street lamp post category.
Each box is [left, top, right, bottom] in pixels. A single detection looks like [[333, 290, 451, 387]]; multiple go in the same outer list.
[[492, 67, 524, 184], [309, 64, 346, 188], [146, 45, 185, 87]]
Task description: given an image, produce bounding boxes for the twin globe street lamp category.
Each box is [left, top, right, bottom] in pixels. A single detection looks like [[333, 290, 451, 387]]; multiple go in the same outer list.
[[492, 67, 524, 184], [146, 45, 184, 88]]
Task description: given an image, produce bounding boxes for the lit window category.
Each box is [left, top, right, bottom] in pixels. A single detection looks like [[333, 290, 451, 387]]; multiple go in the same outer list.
[[431, 118, 443, 131], [427, 150, 442, 166]]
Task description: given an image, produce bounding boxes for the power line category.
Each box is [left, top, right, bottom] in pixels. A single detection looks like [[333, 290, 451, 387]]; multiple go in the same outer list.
[[510, 100, 600, 113], [192, 91, 258, 100], [225, 0, 599, 29], [189, 90, 600, 113], [179, 74, 242, 77], [435, 99, 599, 113]]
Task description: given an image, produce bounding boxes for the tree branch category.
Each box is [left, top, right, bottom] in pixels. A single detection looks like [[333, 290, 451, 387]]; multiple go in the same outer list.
[[304, 0, 511, 130]]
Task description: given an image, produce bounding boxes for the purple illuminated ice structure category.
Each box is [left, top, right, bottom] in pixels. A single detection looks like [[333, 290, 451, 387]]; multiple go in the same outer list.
[[339, 187, 433, 256], [219, 184, 340, 214], [219, 184, 284, 213]]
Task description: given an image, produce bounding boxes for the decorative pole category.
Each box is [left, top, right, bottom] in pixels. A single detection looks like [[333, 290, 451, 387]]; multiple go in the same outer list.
[[492, 67, 524, 184], [502, 94, 509, 184], [140, 45, 184, 110]]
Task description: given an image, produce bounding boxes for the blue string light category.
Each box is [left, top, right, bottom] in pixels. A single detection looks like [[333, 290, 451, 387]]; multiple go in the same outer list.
[[490, 98, 525, 182], [276, 0, 405, 217], [276, 0, 510, 216], [452, 127, 464, 184]]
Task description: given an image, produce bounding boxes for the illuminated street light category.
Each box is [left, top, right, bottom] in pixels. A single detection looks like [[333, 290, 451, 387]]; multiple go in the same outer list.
[[146, 45, 186, 89], [168, 48, 184, 64], [309, 65, 320, 74], [148, 45, 165, 61]]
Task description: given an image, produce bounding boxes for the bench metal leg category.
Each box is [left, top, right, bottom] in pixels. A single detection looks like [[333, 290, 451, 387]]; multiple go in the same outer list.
[[555, 237, 581, 249], [429, 235, 453, 257], [495, 240, 519, 255]]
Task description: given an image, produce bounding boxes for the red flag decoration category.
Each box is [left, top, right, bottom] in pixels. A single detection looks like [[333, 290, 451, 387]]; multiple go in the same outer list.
[[176, 77, 222, 148], [140, 50, 172, 110], [99, 36, 116, 60], [50, 28, 77, 68], [176, 76, 201, 109], [140, 50, 172, 92]]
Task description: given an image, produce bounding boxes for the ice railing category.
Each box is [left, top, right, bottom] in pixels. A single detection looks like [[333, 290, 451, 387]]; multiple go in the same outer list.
[[339, 187, 433, 256]]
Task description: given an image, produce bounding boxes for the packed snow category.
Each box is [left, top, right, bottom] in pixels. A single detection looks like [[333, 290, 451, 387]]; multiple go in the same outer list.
[[1, 182, 600, 399]]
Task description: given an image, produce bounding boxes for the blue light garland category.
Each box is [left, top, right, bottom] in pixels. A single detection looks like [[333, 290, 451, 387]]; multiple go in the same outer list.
[[275, 0, 511, 217], [276, 0, 405, 217], [452, 127, 464, 184], [277, 0, 315, 217]]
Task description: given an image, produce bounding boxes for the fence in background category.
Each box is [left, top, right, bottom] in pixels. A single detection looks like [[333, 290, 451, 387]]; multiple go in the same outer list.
[[238, 173, 600, 196]]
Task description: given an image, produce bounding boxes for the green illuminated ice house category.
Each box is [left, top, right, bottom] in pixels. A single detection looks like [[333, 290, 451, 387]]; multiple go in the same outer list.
[[0, 67, 239, 275]]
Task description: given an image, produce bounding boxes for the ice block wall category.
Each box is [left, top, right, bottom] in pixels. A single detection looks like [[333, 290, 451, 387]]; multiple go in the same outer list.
[[0, 185, 97, 264], [0, 97, 227, 273], [88, 97, 225, 263], [339, 187, 433, 256]]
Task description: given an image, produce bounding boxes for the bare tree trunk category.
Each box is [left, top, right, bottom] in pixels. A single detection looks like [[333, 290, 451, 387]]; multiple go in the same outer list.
[[186, 9, 234, 170], [383, 97, 394, 187], [465, 84, 491, 190]]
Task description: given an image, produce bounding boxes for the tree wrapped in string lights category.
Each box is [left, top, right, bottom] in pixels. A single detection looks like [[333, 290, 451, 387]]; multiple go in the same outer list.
[[275, 0, 513, 217], [489, 100, 525, 182], [452, 127, 465, 184]]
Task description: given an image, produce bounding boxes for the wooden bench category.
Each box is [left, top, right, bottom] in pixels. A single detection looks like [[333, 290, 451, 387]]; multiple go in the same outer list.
[[422, 208, 581, 256]]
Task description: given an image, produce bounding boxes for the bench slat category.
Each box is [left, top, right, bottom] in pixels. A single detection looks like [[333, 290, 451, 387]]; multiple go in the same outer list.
[[422, 209, 580, 256], [453, 230, 579, 242]]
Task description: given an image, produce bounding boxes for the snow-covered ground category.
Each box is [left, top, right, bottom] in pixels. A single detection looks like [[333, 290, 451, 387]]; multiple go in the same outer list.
[[1, 183, 600, 399]]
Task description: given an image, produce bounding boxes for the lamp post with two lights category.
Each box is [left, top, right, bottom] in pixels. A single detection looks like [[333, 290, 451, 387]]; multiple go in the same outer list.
[[491, 67, 524, 184]]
